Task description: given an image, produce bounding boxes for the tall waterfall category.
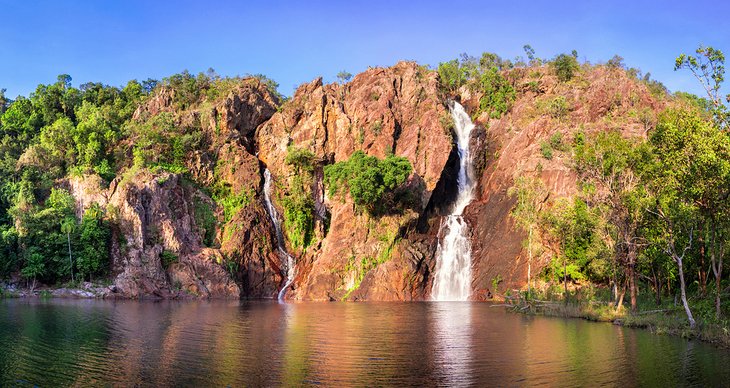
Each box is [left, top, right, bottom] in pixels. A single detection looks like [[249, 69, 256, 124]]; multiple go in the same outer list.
[[263, 169, 296, 301], [431, 101, 476, 301]]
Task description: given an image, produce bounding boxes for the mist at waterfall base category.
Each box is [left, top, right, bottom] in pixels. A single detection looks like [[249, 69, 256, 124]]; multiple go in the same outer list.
[[431, 101, 476, 301], [263, 169, 296, 300]]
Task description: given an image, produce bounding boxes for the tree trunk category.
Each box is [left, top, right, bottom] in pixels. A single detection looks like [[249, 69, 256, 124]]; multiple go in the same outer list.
[[527, 227, 532, 296], [698, 223, 707, 297], [628, 244, 638, 313], [67, 232, 74, 283], [563, 256, 568, 304], [676, 258, 696, 329], [616, 278, 627, 312], [651, 265, 661, 306], [710, 226, 723, 320]]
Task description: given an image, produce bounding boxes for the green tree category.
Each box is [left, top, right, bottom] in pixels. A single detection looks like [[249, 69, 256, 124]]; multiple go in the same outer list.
[[644, 108, 730, 326], [551, 53, 580, 82], [675, 45, 728, 127], [77, 204, 110, 280], [508, 176, 546, 295], [325, 151, 412, 215], [61, 217, 76, 282], [336, 71, 353, 83]]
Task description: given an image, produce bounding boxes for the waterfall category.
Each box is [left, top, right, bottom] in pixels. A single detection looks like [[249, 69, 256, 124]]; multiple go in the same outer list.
[[263, 168, 296, 301], [431, 101, 476, 301]]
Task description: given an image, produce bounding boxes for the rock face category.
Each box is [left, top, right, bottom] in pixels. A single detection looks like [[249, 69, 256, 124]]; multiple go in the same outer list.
[[68, 80, 283, 299], [64, 64, 665, 300], [461, 66, 663, 297], [258, 62, 455, 300]]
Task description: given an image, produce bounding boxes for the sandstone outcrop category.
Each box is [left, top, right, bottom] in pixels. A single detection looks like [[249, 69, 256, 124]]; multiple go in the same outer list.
[[63, 63, 667, 300]]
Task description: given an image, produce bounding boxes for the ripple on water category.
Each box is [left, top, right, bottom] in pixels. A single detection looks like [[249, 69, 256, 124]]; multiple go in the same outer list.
[[1, 300, 729, 386]]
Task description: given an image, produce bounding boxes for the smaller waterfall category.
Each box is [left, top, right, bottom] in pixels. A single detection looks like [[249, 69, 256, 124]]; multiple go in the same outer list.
[[263, 169, 296, 301], [431, 101, 476, 301]]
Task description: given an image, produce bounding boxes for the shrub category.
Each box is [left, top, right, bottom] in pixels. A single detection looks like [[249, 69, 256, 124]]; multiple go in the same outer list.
[[479, 69, 516, 119], [549, 132, 568, 151], [546, 96, 569, 119], [194, 197, 216, 247], [76, 204, 111, 281], [551, 54, 580, 82], [437, 59, 466, 94], [324, 151, 413, 215], [540, 141, 553, 160], [160, 251, 178, 268], [285, 146, 315, 174], [281, 176, 315, 249]]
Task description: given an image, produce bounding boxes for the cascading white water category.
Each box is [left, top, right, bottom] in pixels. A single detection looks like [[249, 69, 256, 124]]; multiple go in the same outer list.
[[431, 101, 476, 301], [263, 169, 296, 301]]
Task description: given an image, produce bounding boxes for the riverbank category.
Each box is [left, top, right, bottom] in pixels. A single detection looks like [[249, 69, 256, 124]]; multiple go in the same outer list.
[[508, 295, 730, 349], [1, 281, 114, 299]]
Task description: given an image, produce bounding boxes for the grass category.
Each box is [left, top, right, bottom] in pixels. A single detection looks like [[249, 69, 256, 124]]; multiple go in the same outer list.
[[509, 283, 730, 348]]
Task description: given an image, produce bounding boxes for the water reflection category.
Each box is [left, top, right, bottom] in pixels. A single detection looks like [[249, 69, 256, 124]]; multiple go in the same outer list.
[[1, 299, 729, 386], [431, 302, 473, 386]]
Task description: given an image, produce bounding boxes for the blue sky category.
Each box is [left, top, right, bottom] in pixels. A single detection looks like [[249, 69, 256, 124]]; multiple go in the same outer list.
[[1, 0, 728, 98]]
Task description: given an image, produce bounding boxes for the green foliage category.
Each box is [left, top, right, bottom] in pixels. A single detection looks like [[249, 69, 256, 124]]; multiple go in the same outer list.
[[128, 112, 201, 173], [607, 55, 625, 69], [0, 226, 18, 278], [675, 45, 728, 127], [542, 197, 611, 282], [437, 52, 515, 118], [551, 53, 580, 82], [324, 151, 413, 215], [540, 141, 553, 160], [193, 197, 217, 247], [478, 68, 516, 119], [281, 177, 315, 249], [545, 96, 569, 119], [437, 59, 467, 94], [76, 204, 110, 280], [216, 189, 252, 223], [285, 146, 315, 174], [336, 71, 353, 83], [160, 251, 178, 268]]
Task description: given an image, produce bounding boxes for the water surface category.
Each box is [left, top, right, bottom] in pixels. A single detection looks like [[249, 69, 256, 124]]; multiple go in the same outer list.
[[1, 299, 728, 386]]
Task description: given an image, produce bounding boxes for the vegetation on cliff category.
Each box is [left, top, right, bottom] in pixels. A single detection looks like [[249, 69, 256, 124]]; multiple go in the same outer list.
[[501, 46, 730, 338]]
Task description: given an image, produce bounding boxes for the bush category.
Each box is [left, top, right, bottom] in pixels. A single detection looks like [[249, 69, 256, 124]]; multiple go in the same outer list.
[[540, 141, 553, 160], [546, 96, 569, 119], [479, 69, 516, 119], [76, 204, 111, 281], [281, 182, 315, 249], [551, 54, 580, 82], [160, 251, 178, 268], [193, 197, 216, 247], [324, 151, 412, 215], [285, 146, 315, 174]]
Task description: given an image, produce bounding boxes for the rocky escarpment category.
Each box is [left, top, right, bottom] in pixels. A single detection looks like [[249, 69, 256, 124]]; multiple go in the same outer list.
[[69, 80, 286, 299], [460, 66, 664, 297], [63, 62, 666, 301], [258, 62, 457, 300]]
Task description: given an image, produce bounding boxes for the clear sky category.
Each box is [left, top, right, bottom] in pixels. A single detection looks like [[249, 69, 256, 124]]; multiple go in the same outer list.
[[1, 0, 728, 99]]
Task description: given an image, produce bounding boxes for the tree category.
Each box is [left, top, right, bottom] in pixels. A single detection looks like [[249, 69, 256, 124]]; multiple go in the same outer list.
[[551, 53, 580, 82], [644, 108, 730, 326], [574, 131, 648, 312], [0, 88, 8, 114], [61, 217, 76, 283], [324, 151, 412, 215], [336, 71, 353, 83], [523, 44, 537, 65], [77, 204, 110, 281], [21, 248, 45, 291], [675, 45, 728, 127], [508, 176, 546, 295]]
